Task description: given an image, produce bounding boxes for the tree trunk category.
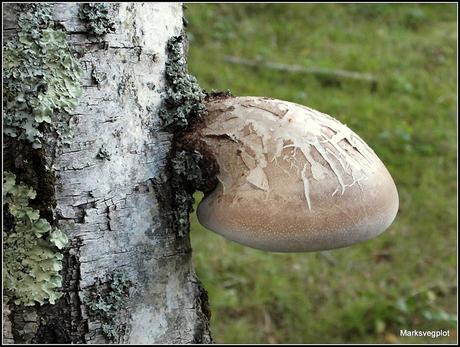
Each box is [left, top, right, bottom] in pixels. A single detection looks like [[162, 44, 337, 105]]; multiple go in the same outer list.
[[3, 3, 212, 344]]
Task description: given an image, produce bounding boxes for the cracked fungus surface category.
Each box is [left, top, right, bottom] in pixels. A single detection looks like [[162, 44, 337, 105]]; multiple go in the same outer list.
[[196, 96, 399, 252]]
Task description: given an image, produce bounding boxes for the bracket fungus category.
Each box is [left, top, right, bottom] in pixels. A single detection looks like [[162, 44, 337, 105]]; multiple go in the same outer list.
[[184, 96, 399, 252]]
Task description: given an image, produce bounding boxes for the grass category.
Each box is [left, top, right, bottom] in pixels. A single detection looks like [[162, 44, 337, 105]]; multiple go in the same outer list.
[[185, 3, 457, 344]]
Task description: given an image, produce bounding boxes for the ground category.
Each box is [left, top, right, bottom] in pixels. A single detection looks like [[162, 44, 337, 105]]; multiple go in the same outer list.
[[185, 3, 457, 344]]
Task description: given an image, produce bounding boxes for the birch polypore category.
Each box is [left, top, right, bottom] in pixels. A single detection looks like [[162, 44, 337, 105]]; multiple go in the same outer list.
[[195, 96, 399, 252]]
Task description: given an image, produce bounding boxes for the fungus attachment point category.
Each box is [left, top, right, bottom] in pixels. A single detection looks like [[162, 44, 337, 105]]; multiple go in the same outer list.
[[195, 96, 399, 252]]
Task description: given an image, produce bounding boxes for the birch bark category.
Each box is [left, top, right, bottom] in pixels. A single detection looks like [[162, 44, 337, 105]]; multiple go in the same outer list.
[[3, 3, 212, 344]]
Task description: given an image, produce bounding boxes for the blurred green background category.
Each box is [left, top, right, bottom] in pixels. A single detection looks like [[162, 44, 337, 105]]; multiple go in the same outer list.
[[185, 3, 457, 344]]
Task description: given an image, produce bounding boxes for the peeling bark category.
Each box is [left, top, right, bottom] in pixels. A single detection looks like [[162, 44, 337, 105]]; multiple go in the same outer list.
[[3, 3, 212, 344]]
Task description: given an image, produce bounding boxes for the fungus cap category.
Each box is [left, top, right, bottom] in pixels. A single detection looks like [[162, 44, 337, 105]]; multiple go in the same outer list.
[[196, 96, 399, 252]]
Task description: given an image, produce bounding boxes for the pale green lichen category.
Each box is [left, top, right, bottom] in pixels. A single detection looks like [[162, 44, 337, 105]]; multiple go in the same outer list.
[[83, 271, 131, 341], [157, 35, 210, 237], [79, 3, 115, 38], [3, 3, 82, 148], [3, 171, 68, 306], [159, 35, 206, 130]]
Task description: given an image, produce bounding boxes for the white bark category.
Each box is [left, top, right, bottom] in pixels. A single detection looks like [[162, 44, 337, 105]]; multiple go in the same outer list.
[[3, 3, 212, 344]]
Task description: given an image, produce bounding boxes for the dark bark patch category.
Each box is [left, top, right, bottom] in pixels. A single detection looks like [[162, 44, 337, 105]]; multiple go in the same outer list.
[[158, 34, 206, 131], [82, 270, 131, 342], [78, 3, 115, 39]]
